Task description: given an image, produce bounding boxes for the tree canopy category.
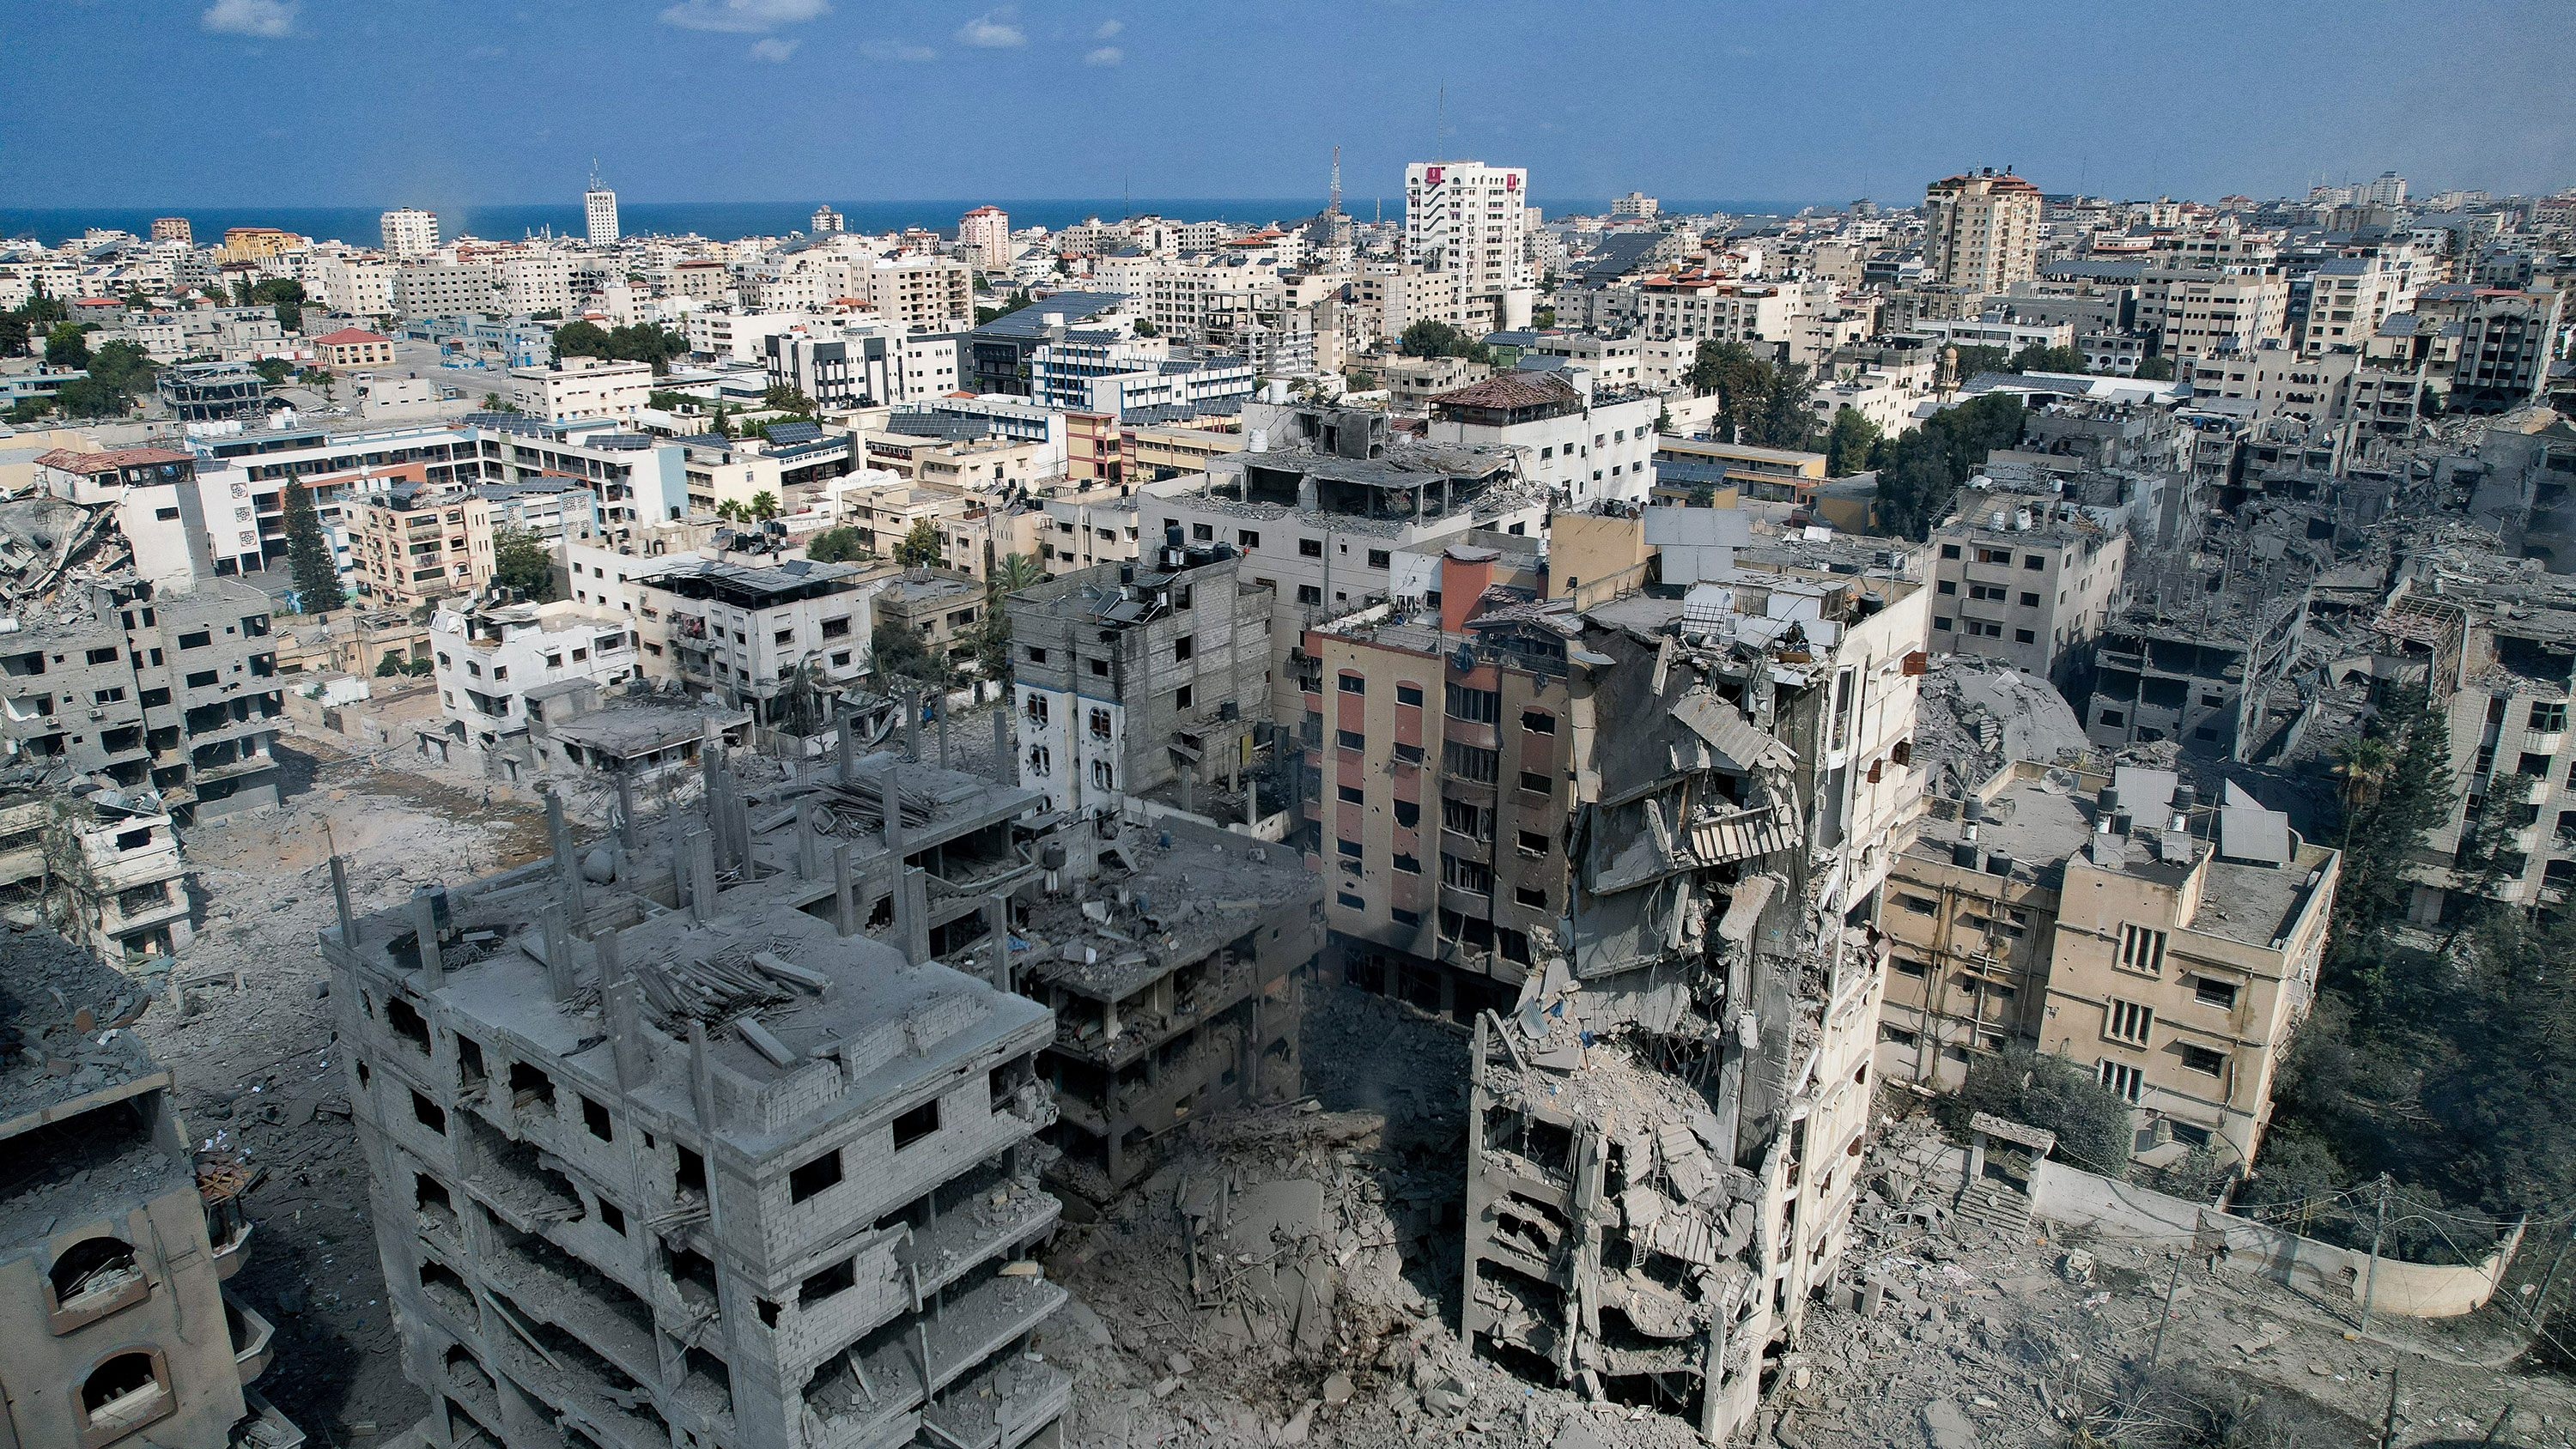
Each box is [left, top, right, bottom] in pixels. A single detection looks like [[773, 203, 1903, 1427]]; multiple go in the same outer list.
[[554, 321, 687, 374], [1952, 1047, 2137, 1177], [283, 482, 344, 614], [892, 518, 944, 568], [54, 340, 161, 419], [1684, 340, 1816, 450], [1823, 406, 1882, 478], [1871, 392, 2026, 540], [871, 617, 949, 691], [1400, 318, 1490, 363], [805, 526, 867, 563], [489, 526, 558, 603]]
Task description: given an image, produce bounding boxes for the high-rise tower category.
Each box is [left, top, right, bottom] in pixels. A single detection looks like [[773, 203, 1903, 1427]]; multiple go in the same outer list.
[[585, 163, 620, 245]]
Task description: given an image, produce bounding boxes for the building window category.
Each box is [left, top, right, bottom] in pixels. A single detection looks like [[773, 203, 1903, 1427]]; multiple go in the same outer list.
[[2024, 555, 2045, 570], [1297, 585, 1323, 605], [1394, 800, 1419, 828], [1443, 741, 1498, 783], [1336, 728, 1365, 750], [2015, 629, 2036, 644], [2099, 1059, 2143, 1102], [1236, 530, 1261, 549], [1339, 673, 1365, 694], [1441, 853, 1494, 895], [1515, 884, 1547, 909], [1395, 682, 1423, 707], [2105, 999, 2153, 1046], [2178, 1043, 2227, 1076], [2117, 924, 2168, 975], [1298, 537, 1323, 558], [1367, 549, 1391, 569], [2533, 701, 2568, 733], [1337, 785, 1364, 803], [1934, 616, 1953, 632], [1940, 544, 1962, 559], [2019, 591, 2040, 607], [2192, 976, 2239, 1009], [1444, 683, 1500, 723], [1519, 769, 1552, 794], [1936, 581, 1957, 595], [1522, 709, 1556, 734], [1393, 852, 1420, 873], [1899, 894, 1937, 916], [1024, 694, 1048, 725], [1174, 635, 1194, 662]]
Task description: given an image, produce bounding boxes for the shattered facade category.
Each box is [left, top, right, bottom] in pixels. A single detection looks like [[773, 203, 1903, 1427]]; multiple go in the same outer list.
[[328, 743, 1076, 1449], [1461, 525, 1926, 1440], [0, 925, 301, 1449], [1014, 813, 1321, 1196]]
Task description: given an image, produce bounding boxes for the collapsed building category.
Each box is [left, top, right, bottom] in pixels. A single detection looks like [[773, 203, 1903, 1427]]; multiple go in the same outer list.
[[0, 774, 192, 962], [327, 743, 1078, 1449], [0, 925, 301, 1449], [1452, 518, 1926, 1440]]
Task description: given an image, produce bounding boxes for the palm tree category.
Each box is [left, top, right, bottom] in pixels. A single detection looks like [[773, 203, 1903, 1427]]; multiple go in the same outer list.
[[991, 553, 1044, 595], [749, 491, 780, 520], [714, 500, 744, 523], [2330, 733, 2395, 853]]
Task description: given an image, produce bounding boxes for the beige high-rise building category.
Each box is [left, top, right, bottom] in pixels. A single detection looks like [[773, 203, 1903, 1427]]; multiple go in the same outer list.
[[958, 205, 1011, 271], [1923, 169, 2041, 292], [380, 206, 440, 259]]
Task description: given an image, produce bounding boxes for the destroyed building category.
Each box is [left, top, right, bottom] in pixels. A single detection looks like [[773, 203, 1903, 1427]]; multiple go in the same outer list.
[[0, 924, 301, 1449], [327, 743, 1074, 1449], [2367, 532, 2576, 922], [0, 775, 192, 962], [1013, 813, 1321, 1195], [1006, 539, 1275, 834], [1880, 761, 2338, 1167], [2082, 523, 2318, 762], [1459, 519, 1925, 1441]]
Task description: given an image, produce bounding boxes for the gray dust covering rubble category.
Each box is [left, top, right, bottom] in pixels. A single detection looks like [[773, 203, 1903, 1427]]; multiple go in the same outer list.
[[1912, 657, 2096, 798]]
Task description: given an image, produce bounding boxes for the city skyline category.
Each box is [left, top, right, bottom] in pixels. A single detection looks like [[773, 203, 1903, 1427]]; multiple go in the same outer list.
[[7, 0, 2573, 210]]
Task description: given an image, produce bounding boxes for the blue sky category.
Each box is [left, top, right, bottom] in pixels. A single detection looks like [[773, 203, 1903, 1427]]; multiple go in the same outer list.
[[6, 0, 2572, 209]]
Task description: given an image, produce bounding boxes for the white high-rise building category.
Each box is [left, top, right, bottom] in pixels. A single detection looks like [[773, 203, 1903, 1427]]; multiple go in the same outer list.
[[380, 207, 440, 258], [1610, 191, 1659, 218], [2363, 171, 2409, 207], [586, 169, 620, 245], [959, 205, 1011, 271], [1403, 160, 1534, 332], [811, 203, 844, 234]]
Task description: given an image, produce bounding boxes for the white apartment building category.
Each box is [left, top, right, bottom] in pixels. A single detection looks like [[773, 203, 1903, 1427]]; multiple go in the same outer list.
[[1609, 191, 1659, 218], [684, 309, 811, 363], [508, 357, 653, 422], [496, 251, 574, 315], [1404, 160, 1535, 333], [2184, 345, 2360, 429], [392, 261, 498, 318], [380, 207, 440, 259], [1929, 494, 2130, 685], [1425, 370, 1660, 506], [430, 600, 641, 757], [960, 206, 1011, 271], [1923, 170, 2041, 291], [1631, 278, 1802, 348], [586, 180, 619, 244], [2299, 256, 2416, 355], [634, 558, 890, 726], [315, 254, 396, 317]]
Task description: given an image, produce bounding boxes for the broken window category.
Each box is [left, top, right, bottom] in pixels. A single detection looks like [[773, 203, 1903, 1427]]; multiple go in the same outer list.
[[386, 996, 431, 1053], [1443, 742, 1498, 784], [891, 1100, 940, 1151], [1444, 683, 1500, 723], [581, 1096, 613, 1142], [788, 1149, 843, 1202], [800, 1258, 856, 1306]]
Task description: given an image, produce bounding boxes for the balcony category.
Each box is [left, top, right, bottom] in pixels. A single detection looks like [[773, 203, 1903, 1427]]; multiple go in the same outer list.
[[227, 1296, 277, 1384]]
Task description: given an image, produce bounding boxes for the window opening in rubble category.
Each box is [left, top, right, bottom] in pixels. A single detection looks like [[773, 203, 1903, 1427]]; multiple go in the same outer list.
[[788, 1149, 843, 1201], [50, 1237, 138, 1307], [81, 1351, 166, 1426], [509, 1062, 556, 1116], [891, 1100, 940, 1151], [455, 1035, 487, 1091], [581, 1096, 614, 1142], [665, 1244, 719, 1302], [800, 1258, 856, 1307], [387, 996, 432, 1053], [677, 1146, 707, 1195], [416, 1174, 458, 1232], [412, 1091, 448, 1134]]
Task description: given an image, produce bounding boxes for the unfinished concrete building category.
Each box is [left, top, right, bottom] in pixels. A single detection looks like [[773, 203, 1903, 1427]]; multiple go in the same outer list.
[[2084, 526, 2317, 763], [327, 741, 1074, 1449], [0, 576, 285, 824], [1012, 813, 1321, 1195], [1461, 524, 1926, 1440], [0, 926, 301, 1449], [0, 777, 193, 962], [1006, 540, 1274, 836]]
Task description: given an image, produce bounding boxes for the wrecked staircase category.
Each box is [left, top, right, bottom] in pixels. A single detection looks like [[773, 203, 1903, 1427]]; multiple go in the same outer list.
[[1952, 1179, 2034, 1238]]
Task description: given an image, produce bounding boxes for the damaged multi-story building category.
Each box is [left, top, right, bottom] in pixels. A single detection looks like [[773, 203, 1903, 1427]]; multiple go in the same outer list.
[[326, 739, 1077, 1449], [0, 925, 302, 1449], [1446, 516, 1927, 1440], [1005, 539, 1275, 834], [0, 775, 192, 963]]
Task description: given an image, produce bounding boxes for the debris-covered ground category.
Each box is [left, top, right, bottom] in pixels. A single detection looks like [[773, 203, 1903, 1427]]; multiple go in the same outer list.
[[128, 731, 555, 1443]]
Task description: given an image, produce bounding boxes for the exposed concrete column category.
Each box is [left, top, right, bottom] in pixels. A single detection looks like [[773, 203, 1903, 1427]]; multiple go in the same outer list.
[[330, 854, 355, 946], [896, 866, 933, 965], [688, 828, 719, 922], [547, 787, 586, 924], [1965, 1126, 1989, 1190], [936, 702, 950, 770], [601, 931, 644, 1089], [836, 706, 856, 782], [688, 1018, 717, 1131], [903, 688, 921, 759], [884, 773, 906, 858], [981, 894, 1011, 991], [796, 800, 819, 879], [993, 706, 1008, 774], [540, 902, 573, 1002], [833, 843, 858, 937], [410, 887, 443, 989], [617, 771, 639, 857]]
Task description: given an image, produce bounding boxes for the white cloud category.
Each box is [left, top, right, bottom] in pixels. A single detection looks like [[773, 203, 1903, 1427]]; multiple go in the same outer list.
[[202, 0, 296, 38], [955, 9, 1024, 47], [750, 36, 800, 60], [1093, 19, 1122, 39], [860, 39, 937, 61], [1082, 45, 1122, 66], [658, 0, 829, 33]]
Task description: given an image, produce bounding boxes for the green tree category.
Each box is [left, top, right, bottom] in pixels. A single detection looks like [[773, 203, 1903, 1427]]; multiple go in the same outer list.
[[2134, 354, 2177, 381], [1823, 406, 1882, 477], [489, 526, 558, 603], [552, 320, 613, 361], [892, 518, 944, 568], [1532, 306, 1556, 328], [2007, 342, 2091, 375], [254, 357, 294, 385], [1751, 361, 1816, 449], [714, 500, 744, 522], [990, 553, 1045, 594], [1132, 319, 1160, 337], [122, 289, 152, 311], [975, 291, 1032, 324], [283, 482, 344, 613], [86, 340, 159, 396], [1400, 318, 1488, 362], [761, 385, 815, 415], [805, 526, 867, 563], [479, 392, 520, 413], [249, 278, 307, 334], [1872, 392, 2027, 540], [1953, 1046, 2136, 1176], [747, 491, 781, 520], [45, 322, 91, 371], [1344, 367, 1378, 391], [1948, 344, 2011, 380], [375, 655, 403, 677], [871, 617, 948, 690]]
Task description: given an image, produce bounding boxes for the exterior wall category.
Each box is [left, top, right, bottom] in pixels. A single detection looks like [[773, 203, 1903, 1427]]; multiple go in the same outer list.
[[1927, 524, 2128, 682], [1425, 391, 1659, 506], [1879, 840, 2056, 1090], [430, 606, 640, 754]]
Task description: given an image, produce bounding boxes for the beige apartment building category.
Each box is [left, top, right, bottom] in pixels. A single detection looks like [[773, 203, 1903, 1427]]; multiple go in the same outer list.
[[1924, 170, 2042, 292], [1928, 489, 2129, 686], [1881, 761, 2339, 1167]]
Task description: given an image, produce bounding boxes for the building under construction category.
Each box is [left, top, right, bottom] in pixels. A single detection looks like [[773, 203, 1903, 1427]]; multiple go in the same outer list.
[[325, 740, 1073, 1449]]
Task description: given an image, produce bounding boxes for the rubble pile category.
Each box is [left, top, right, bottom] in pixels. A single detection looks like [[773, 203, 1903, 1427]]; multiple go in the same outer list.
[[1912, 657, 2095, 800]]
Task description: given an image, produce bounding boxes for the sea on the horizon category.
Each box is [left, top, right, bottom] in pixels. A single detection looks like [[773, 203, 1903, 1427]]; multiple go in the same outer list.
[[1, 197, 1816, 248]]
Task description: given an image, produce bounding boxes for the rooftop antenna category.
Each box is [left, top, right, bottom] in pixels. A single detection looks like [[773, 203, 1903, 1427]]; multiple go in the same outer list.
[[588, 157, 604, 191], [1329, 145, 1342, 216], [1435, 82, 1447, 164]]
